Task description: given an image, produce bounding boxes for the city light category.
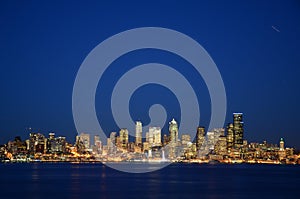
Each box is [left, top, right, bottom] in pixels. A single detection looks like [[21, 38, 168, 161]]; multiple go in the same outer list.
[[0, 113, 299, 165]]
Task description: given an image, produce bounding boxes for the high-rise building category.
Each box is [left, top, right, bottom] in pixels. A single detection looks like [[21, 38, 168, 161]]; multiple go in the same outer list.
[[93, 135, 102, 154], [169, 118, 178, 144], [214, 135, 227, 155], [119, 128, 129, 149], [233, 113, 244, 146], [50, 137, 66, 153], [207, 131, 215, 150], [149, 127, 161, 147], [135, 121, 142, 145], [279, 138, 285, 151], [196, 126, 205, 151], [78, 133, 90, 150], [108, 132, 117, 154], [49, 132, 55, 140], [226, 123, 234, 150], [29, 133, 46, 154], [145, 132, 149, 143], [278, 138, 286, 160]]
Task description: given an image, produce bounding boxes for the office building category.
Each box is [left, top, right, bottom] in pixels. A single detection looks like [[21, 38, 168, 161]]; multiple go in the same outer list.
[[233, 113, 244, 146], [196, 126, 205, 151], [169, 118, 178, 144], [135, 121, 142, 145]]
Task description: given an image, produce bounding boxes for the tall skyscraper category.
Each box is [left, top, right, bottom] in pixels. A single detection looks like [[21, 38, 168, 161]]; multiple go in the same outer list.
[[108, 132, 117, 154], [226, 123, 234, 149], [135, 121, 142, 145], [119, 128, 129, 149], [149, 127, 162, 147], [169, 118, 178, 144], [94, 135, 102, 154], [280, 138, 285, 151], [196, 126, 205, 151], [233, 113, 244, 146]]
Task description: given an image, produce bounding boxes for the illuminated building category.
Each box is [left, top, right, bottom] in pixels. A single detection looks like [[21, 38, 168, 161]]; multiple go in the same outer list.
[[49, 132, 55, 140], [149, 127, 161, 147], [93, 135, 102, 154], [29, 133, 46, 154], [77, 133, 90, 150], [278, 138, 286, 160], [226, 123, 234, 150], [169, 118, 178, 144], [168, 118, 179, 159], [143, 142, 149, 152], [145, 132, 149, 143], [135, 121, 142, 146], [119, 128, 129, 150], [207, 131, 215, 150], [47, 133, 66, 154], [196, 126, 205, 151], [279, 138, 284, 150], [214, 135, 227, 156], [109, 132, 117, 154], [233, 113, 244, 146]]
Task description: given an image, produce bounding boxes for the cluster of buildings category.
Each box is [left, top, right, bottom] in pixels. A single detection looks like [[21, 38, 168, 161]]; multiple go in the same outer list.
[[0, 113, 299, 164]]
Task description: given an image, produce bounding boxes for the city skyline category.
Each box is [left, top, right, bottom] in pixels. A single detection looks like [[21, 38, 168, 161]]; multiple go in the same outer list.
[[0, 113, 296, 149], [0, 1, 300, 148], [1, 112, 298, 165]]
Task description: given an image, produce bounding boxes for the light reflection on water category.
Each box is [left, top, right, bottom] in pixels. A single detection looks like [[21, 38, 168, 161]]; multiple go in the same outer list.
[[0, 163, 299, 199]]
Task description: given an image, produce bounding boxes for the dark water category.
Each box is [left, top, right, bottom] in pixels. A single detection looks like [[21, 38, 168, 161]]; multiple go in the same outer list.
[[0, 163, 299, 199]]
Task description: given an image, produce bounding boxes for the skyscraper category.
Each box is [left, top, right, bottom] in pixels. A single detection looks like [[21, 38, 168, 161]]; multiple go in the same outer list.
[[78, 133, 90, 150], [226, 123, 234, 149], [280, 138, 285, 151], [196, 126, 205, 151], [119, 128, 129, 149], [108, 132, 117, 154], [169, 118, 178, 144], [135, 121, 142, 145], [233, 113, 244, 146], [214, 135, 227, 156], [149, 127, 162, 147], [94, 135, 102, 154]]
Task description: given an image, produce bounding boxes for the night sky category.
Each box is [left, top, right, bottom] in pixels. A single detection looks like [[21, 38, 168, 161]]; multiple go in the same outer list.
[[0, 1, 299, 148]]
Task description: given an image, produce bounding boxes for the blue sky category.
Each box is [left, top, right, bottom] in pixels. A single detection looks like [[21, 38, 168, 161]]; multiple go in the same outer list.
[[0, 1, 299, 147]]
